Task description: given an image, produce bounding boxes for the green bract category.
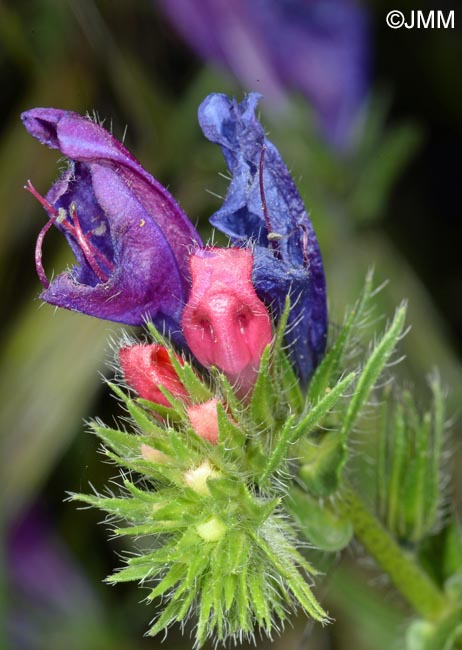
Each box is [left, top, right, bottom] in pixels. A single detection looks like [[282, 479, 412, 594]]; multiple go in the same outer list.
[[71, 277, 460, 648]]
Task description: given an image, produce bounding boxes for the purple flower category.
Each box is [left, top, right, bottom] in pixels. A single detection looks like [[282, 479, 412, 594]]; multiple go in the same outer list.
[[22, 109, 202, 335], [158, 0, 369, 148], [198, 92, 327, 382]]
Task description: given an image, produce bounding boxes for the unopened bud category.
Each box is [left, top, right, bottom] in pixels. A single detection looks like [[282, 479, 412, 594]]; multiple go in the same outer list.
[[187, 399, 220, 444], [140, 443, 170, 464], [184, 460, 220, 496], [119, 343, 188, 407], [196, 517, 227, 542], [181, 248, 272, 396]]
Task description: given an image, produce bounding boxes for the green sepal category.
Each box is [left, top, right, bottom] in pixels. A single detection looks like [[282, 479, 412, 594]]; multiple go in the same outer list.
[[209, 368, 242, 420], [377, 377, 446, 543], [259, 371, 355, 489], [167, 351, 212, 402], [71, 493, 155, 523], [249, 345, 275, 429], [258, 414, 296, 486], [271, 295, 304, 413], [216, 402, 245, 452], [221, 532, 249, 575], [276, 350, 305, 413], [147, 563, 188, 600], [286, 487, 353, 552], [341, 303, 407, 439], [248, 571, 272, 631], [90, 422, 143, 456], [308, 269, 375, 403], [294, 371, 357, 443], [106, 561, 162, 585]]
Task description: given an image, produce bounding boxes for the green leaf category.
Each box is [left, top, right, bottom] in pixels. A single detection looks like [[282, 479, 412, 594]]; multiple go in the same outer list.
[[295, 371, 357, 443], [386, 401, 407, 534], [341, 304, 407, 439], [287, 487, 353, 552]]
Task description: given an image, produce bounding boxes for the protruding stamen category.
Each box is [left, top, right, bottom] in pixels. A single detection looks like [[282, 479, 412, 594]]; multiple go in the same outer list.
[[35, 219, 54, 288], [26, 181, 114, 286], [25, 180, 59, 217]]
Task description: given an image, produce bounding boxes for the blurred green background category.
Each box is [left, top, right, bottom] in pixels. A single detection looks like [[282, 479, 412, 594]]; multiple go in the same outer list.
[[0, 1, 460, 648]]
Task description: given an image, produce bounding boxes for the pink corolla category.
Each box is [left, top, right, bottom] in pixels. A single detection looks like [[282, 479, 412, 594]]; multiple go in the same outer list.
[[119, 343, 188, 407], [187, 399, 220, 444], [181, 248, 272, 396]]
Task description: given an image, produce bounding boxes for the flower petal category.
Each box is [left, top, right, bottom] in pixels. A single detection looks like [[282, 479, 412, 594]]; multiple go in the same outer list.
[[198, 93, 327, 381], [22, 108, 202, 332]]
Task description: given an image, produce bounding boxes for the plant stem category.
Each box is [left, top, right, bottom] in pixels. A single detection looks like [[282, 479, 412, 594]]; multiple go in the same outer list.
[[338, 484, 448, 622]]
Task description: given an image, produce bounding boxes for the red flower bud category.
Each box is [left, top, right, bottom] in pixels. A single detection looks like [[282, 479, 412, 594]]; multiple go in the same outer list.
[[187, 398, 220, 444], [181, 248, 272, 396], [119, 343, 188, 406]]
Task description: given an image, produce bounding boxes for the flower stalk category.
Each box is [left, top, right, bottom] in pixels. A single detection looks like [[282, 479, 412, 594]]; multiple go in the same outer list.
[[338, 484, 448, 622]]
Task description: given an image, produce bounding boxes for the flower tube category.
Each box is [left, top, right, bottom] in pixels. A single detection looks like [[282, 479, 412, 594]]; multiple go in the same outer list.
[[22, 109, 202, 336]]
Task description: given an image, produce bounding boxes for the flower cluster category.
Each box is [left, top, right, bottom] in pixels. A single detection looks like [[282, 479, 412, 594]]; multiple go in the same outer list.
[[22, 93, 327, 386], [22, 93, 330, 645], [22, 93, 462, 650]]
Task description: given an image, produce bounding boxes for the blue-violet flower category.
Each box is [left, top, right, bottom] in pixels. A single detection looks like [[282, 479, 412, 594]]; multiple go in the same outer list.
[[21, 109, 202, 335], [158, 0, 369, 148], [198, 92, 327, 382]]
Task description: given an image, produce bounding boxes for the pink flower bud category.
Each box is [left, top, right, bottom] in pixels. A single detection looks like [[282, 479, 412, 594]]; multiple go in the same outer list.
[[181, 248, 272, 395], [187, 398, 220, 444], [119, 343, 188, 407]]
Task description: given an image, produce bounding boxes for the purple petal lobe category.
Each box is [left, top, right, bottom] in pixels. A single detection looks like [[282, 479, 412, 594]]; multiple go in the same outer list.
[[22, 108, 202, 333], [199, 92, 327, 381]]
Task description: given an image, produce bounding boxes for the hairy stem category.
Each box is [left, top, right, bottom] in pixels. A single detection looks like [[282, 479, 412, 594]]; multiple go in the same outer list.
[[338, 484, 448, 622]]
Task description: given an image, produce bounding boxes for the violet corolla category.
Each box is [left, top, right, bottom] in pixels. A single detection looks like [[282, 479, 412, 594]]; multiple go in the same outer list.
[[198, 92, 327, 382], [158, 0, 369, 147], [21, 109, 202, 337]]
